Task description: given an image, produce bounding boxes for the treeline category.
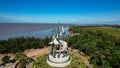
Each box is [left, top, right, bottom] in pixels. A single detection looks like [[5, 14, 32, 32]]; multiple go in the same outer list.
[[73, 24, 120, 28], [0, 36, 50, 54], [68, 26, 120, 68]]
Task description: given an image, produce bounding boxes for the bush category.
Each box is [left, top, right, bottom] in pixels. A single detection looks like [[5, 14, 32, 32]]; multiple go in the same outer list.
[[2, 56, 10, 63]]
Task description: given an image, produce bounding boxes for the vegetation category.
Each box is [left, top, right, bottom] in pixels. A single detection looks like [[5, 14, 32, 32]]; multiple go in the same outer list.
[[0, 36, 50, 54], [15, 53, 29, 68], [0, 25, 120, 68], [32, 54, 85, 68], [2, 56, 10, 63], [68, 25, 120, 68]]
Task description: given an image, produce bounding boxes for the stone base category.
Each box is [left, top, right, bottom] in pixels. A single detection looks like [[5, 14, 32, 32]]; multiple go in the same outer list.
[[47, 54, 72, 67]]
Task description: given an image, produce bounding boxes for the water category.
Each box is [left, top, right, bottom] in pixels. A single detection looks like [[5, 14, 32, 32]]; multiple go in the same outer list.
[[0, 24, 70, 40]]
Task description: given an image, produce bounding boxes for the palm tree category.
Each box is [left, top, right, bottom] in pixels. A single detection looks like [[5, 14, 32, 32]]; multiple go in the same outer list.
[[15, 53, 28, 68]]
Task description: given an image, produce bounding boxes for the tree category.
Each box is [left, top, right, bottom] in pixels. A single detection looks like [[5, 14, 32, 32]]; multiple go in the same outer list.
[[2, 56, 10, 63], [15, 53, 28, 68]]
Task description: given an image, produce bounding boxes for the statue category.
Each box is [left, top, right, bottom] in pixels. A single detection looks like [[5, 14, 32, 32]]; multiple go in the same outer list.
[[47, 24, 72, 67]]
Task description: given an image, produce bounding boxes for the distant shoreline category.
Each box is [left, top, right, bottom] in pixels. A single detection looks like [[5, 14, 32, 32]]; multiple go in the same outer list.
[[0, 23, 73, 26], [0, 23, 119, 26]]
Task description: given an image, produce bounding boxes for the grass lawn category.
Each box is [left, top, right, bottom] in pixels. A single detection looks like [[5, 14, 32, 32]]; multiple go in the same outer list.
[[32, 54, 85, 68]]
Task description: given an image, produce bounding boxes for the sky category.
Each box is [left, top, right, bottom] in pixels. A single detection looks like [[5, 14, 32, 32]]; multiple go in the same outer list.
[[0, 0, 120, 24]]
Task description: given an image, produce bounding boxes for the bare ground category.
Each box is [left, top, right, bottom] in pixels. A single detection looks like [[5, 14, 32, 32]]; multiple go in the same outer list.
[[0, 47, 93, 68], [0, 47, 50, 64]]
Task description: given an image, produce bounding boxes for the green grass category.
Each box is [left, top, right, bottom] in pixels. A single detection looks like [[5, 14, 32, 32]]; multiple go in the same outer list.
[[77, 27, 120, 39], [32, 54, 85, 68]]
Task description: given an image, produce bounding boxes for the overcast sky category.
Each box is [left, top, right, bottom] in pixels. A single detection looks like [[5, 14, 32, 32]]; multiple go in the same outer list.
[[0, 0, 120, 24]]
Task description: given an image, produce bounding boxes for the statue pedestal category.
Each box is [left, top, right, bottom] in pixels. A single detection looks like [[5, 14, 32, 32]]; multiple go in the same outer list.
[[47, 54, 72, 67]]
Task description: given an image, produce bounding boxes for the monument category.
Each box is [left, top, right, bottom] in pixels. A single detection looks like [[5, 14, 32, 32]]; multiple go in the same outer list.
[[47, 24, 72, 67]]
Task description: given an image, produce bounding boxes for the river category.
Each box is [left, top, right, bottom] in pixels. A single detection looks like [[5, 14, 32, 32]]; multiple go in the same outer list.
[[0, 23, 70, 40]]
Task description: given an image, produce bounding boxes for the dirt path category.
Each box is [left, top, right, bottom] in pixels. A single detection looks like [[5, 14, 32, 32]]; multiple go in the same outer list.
[[24, 47, 50, 59], [0, 47, 92, 68], [26, 47, 92, 68], [0, 47, 50, 64], [69, 48, 93, 68]]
